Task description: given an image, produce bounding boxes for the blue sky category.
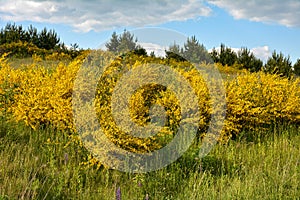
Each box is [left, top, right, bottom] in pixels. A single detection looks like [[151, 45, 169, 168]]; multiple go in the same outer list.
[[0, 0, 299, 63]]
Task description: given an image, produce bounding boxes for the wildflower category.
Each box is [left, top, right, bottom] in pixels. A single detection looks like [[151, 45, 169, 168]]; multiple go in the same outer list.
[[116, 186, 121, 200], [138, 181, 142, 187]]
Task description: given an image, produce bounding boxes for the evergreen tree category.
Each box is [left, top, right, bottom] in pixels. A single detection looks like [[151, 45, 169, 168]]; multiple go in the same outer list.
[[165, 42, 186, 61], [105, 32, 120, 52], [118, 30, 138, 53], [237, 47, 263, 72], [0, 23, 60, 50], [210, 44, 238, 66], [166, 37, 211, 63], [168, 42, 183, 56], [132, 47, 148, 56], [0, 23, 26, 44], [37, 28, 60, 50], [293, 59, 300, 76], [105, 30, 138, 54], [210, 47, 219, 63], [150, 51, 155, 57], [219, 43, 238, 66], [0, 23, 80, 57], [165, 50, 187, 62], [265, 51, 292, 77], [26, 25, 39, 45], [182, 36, 212, 63]]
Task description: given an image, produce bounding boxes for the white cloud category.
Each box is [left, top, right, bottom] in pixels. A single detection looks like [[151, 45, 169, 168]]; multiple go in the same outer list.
[[208, 0, 300, 27], [138, 42, 167, 57], [251, 46, 271, 62], [0, 0, 212, 32]]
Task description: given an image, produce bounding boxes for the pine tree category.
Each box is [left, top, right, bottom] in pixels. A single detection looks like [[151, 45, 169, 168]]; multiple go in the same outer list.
[[105, 32, 120, 52], [218, 43, 238, 66], [166, 36, 211, 63], [168, 42, 182, 56], [26, 25, 39, 45], [118, 29, 137, 53], [183, 36, 211, 63], [293, 59, 300, 76], [265, 51, 292, 77], [105, 30, 138, 54], [210, 47, 219, 63], [237, 47, 263, 72]]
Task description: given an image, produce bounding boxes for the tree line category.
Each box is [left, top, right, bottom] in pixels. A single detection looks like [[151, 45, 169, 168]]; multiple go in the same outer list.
[[0, 23, 299, 77], [0, 23, 62, 50], [0, 23, 82, 58], [106, 30, 300, 77], [210, 44, 300, 77]]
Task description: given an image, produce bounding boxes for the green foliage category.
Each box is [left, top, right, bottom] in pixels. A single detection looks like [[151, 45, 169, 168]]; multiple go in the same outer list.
[[211, 44, 238, 66], [264, 51, 293, 77], [26, 25, 39, 45], [106, 30, 147, 55], [168, 42, 182, 55], [36, 28, 60, 50], [210, 47, 219, 63], [212, 45, 264, 73], [118, 30, 138, 53], [165, 50, 187, 62], [0, 41, 45, 58], [0, 23, 60, 50], [182, 36, 212, 63], [293, 59, 300, 76], [132, 47, 148, 56], [237, 47, 263, 72], [0, 118, 299, 199], [166, 36, 211, 63], [0, 23, 82, 59], [0, 23, 26, 44], [105, 32, 119, 52], [150, 51, 156, 57]]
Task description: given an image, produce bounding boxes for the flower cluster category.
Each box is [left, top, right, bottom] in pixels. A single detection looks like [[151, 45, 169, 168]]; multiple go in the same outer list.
[[0, 51, 299, 152]]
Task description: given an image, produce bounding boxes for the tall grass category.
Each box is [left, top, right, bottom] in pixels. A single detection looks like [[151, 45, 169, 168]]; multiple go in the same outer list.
[[0, 117, 299, 199], [7, 57, 71, 70]]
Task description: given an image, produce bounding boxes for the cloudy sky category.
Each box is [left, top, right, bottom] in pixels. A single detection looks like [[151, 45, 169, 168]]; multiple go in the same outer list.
[[0, 0, 299, 63]]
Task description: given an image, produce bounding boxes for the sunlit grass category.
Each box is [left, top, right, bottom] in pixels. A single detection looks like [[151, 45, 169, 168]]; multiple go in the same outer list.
[[7, 57, 71, 70], [0, 118, 299, 199]]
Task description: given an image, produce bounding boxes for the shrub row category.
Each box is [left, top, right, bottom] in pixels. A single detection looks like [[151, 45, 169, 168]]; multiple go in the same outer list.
[[0, 52, 299, 152]]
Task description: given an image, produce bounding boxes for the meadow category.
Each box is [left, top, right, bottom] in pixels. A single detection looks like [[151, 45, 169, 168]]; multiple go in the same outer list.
[[0, 52, 299, 199]]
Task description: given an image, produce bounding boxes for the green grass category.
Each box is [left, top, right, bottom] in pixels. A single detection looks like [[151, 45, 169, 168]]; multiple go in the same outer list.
[[0, 117, 299, 199], [6, 57, 71, 70]]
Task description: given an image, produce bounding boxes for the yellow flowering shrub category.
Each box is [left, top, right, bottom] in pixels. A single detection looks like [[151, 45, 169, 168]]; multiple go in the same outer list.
[[0, 54, 23, 116], [45, 52, 71, 61], [91, 53, 227, 153], [225, 71, 300, 138], [0, 50, 299, 151], [0, 41, 47, 57], [0, 56, 81, 130], [20, 62, 78, 130]]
